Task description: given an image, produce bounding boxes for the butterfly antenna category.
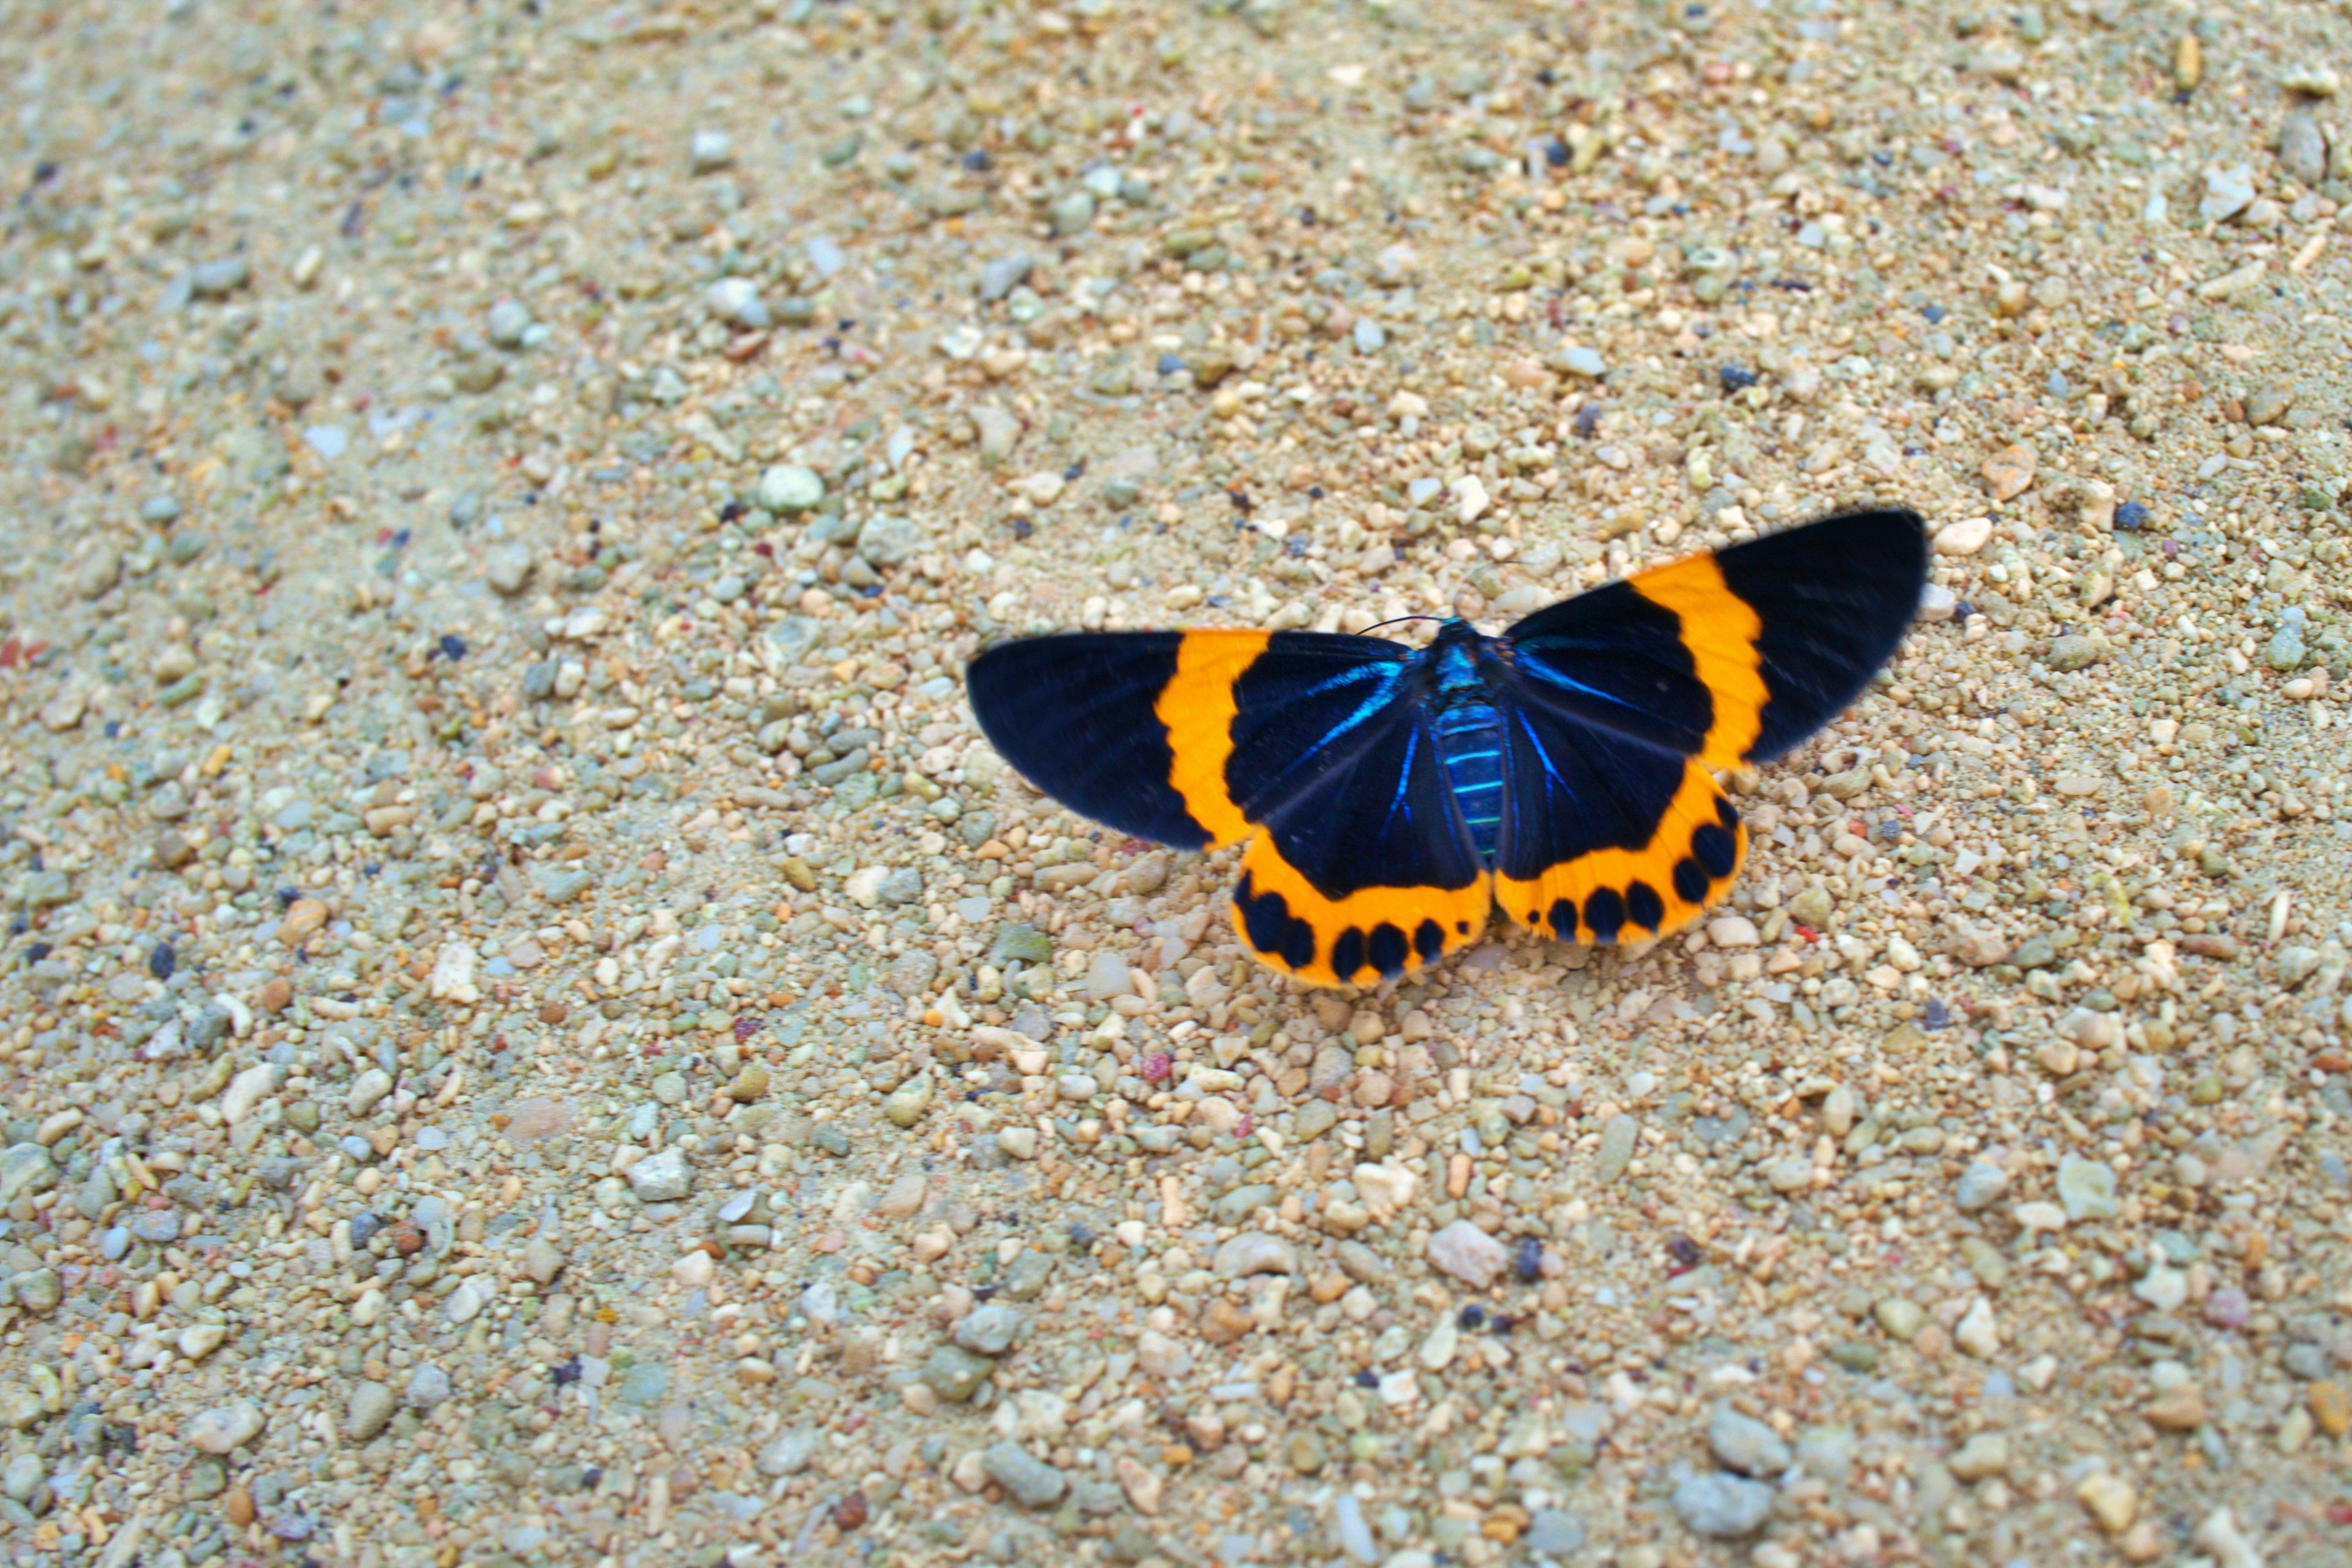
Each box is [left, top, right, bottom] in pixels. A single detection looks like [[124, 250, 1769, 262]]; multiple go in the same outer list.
[[1358, 614, 1446, 636]]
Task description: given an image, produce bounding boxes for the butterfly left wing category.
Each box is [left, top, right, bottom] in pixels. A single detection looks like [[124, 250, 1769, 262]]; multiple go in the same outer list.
[[1213, 635, 1492, 987], [1488, 509, 1926, 946], [968, 628, 1491, 987]]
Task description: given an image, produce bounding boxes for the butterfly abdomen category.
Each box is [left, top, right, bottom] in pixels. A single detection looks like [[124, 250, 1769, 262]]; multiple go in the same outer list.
[[1431, 701, 1505, 863]]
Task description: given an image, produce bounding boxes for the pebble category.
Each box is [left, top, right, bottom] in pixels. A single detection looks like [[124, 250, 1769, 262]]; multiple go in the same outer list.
[[1954, 1159, 2008, 1211], [1955, 1299, 2001, 1359], [184, 1403, 265, 1454], [2133, 1258, 2189, 1312], [922, 1344, 996, 1403], [981, 1441, 1068, 1508], [345, 1381, 397, 1442], [2193, 1507, 2266, 1568], [2056, 1155, 2120, 1222], [979, 254, 1034, 302], [1333, 1493, 1379, 1563], [1947, 1432, 2008, 1481], [1933, 516, 1993, 557], [2309, 1381, 2351, 1438], [1425, 1220, 1510, 1288], [1215, 1231, 1298, 1278], [1874, 1298, 1926, 1340], [1670, 1472, 1774, 1538], [2200, 165, 2258, 224], [2075, 1472, 2136, 1534], [954, 1303, 1025, 1356], [1707, 1404, 1792, 1476], [758, 464, 826, 513], [1593, 1114, 1638, 1184], [626, 1149, 692, 1203], [704, 277, 769, 330], [1979, 443, 2036, 501]]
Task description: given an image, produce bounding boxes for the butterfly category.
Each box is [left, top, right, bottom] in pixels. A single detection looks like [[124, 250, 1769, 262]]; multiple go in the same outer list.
[[965, 508, 1928, 988]]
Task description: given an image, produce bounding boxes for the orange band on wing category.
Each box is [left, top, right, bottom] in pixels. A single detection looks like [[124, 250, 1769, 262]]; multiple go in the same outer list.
[[1232, 836, 1493, 988], [1629, 552, 1768, 770], [1496, 772, 1746, 947], [1152, 630, 1270, 848]]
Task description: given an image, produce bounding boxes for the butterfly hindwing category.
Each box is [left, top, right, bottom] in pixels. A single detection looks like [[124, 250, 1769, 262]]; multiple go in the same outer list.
[[1211, 635, 1491, 987], [1490, 508, 1923, 944]]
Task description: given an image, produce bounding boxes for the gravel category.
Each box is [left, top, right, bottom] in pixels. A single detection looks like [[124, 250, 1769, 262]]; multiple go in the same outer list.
[[3, 2, 2350, 1563]]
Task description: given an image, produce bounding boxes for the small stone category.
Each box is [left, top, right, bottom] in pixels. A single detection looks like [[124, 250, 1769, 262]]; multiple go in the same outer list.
[[1453, 475, 1490, 525], [1670, 1472, 1774, 1539], [345, 1381, 396, 1442], [1524, 1509, 1585, 1557], [2144, 1383, 2207, 1431], [1980, 443, 2036, 501], [1954, 1159, 2008, 1212], [188, 256, 251, 298], [922, 1344, 995, 1402], [856, 514, 927, 568], [982, 1441, 1068, 1508], [404, 1365, 451, 1409], [704, 276, 769, 330], [1947, 1432, 2008, 1482], [0, 1145, 57, 1207], [1425, 1219, 1510, 1288], [1556, 345, 1607, 379], [1215, 1232, 1298, 1278], [2075, 1472, 2136, 1535], [1050, 189, 1096, 236], [954, 1303, 1025, 1357], [627, 1148, 692, 1204], [1594, 1113, 1638, 1184], [979, 254, 1035, 302], [2133, 1259, 2188, 1313], [2244, 385, 2295, 427], [277, 897, 330, 944], [758, 464, 826, 513], [2309, 1381, 2351, 1438], [2048, 634, 2109, 672], [1874, 1298, 1926, 1340], [1955, 1298, 2001, 1359], [2056, 1155, 2119, 1222], [973, 405, 1021, 464], [1706, 915, 1760, 948], [1707, 1404, 1793, 1477], [2267, 625, 2307, 671], [185, 1402, 266, 1454], [2199, 165, 2258, 225], [759, 1428, 818, 1477], [2193, 1507, 2265, 1568], [690, 129, 734, 172], [445, 1276, 491, 1324], [1932, 517, 1993, 557]]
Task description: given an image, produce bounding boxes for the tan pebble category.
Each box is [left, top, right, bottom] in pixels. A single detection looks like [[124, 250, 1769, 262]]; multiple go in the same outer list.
[[1115, 1455, 1163, 1515], [1199, 1298, 1254, 1344], [2075, 1472, 2136, 1535], [276, 897, 329, 945], [2144, 1384, 2206, 1431], [2117, 1521, 2165, 1564], [255, 976, 293, 1014], [223, 1486, 255, 1527], [1980, 443, 2037, 501], [2309, 1379, 2351, 1438], [1933, 516, 1993, 557]]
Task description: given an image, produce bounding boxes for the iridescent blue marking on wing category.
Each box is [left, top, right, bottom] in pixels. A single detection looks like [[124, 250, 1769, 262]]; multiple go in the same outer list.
[[1223, 632, 1485, 903]]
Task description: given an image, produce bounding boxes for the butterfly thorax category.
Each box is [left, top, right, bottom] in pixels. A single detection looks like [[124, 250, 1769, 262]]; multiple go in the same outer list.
[[1423, 624, 1506, 863]]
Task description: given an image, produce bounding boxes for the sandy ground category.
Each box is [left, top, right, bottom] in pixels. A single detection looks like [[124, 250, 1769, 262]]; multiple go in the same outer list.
[[3, 1, 2352, 1566]]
